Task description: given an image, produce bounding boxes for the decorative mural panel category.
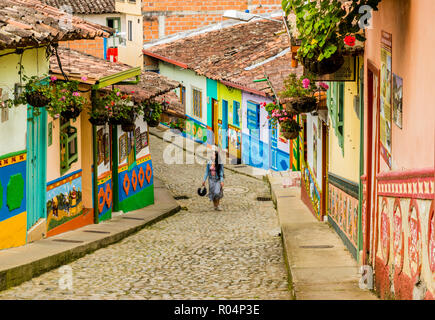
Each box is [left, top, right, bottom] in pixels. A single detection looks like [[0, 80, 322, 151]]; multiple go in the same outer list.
[[380, 198, 390, 264], [46, 170, 83, 232], [0, 151, 27, 250], [228, 125, 241, 160], [328, 183, 359, 248], [117, 154, 154, 213], [185, 117, 208, 144], [97, 172, 112, 221], [302, 165, 321, 219], [373, 169, 434, 299]]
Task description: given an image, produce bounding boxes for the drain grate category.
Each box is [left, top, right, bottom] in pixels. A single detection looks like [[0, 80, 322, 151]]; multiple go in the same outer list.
[[299, 245, 334, 249], [257, 196, 272, 201], [174, 195, 190, 200], [83, 230, 110, 234], [279, 195, 295, 198], [122, 217, 144, 221], [52, 239, 84, 243], [234, 165, 247, 168]]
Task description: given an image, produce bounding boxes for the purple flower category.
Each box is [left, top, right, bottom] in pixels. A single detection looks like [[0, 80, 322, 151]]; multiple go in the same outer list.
[[302, 78, 310, 89]]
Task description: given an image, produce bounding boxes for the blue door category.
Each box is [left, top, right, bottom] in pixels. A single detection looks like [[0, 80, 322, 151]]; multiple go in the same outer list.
[[270, 121, 278, 171], [26, 106, 47, 230], [247, 102, 264, 168], [222, 100, 228, 150]]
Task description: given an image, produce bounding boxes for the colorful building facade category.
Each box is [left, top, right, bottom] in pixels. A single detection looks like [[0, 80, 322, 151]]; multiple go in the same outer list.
[[361, 0, 435, 300]]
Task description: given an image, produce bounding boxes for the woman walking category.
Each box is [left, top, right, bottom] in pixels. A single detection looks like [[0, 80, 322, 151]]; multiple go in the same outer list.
[[202, 151, 224, 211]]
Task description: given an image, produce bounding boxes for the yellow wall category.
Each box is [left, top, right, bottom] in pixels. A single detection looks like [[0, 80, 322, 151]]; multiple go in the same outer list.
[[328, 68, 361, 183], [0, 211, 26, 250], [217, 82, 242, 126]]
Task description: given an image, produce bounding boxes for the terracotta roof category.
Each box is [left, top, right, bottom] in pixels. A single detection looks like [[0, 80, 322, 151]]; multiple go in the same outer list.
[[144, 19, 296, 97], [50, 47, 131, 83], [42, 0, 116, 15], [0, 0, 113, 50], [50, 48, 181, 108], [113, 71, 181, 104]]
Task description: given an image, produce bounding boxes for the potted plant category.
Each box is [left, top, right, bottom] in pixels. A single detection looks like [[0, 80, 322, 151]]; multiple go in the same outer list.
[[98, 89, 136, 130], [282, 0, 381, 75], [52, 79, 86, 121], [20, 74, 52, 109], [142, 100, 163, 127], [169, 118, 185, 132], [279, 74, 329, 114], [280, 118, 302, 140]]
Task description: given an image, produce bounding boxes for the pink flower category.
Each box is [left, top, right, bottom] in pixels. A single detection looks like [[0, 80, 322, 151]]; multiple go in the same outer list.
[[50, 76, 57, 82], [105, 105, 109, 109], [81, 76, 88, 82], [319, 82, 329, 90], [61, 96, 66, 101], [302, 78, 310, 89], [116, 91, 121, 96], [72, 92, 80, 97]]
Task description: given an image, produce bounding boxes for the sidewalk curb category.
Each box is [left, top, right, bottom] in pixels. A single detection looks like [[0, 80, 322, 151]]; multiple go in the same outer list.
[[0, 183, 180, 293], [266, 176, 296, 300], [149, 127, 264, 181]]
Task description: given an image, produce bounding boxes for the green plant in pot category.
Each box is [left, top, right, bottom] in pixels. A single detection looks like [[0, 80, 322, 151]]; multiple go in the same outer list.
[[169, 118, 185, 132], [50, 78, 86, 120], [280, 118, 302, 140], [279, 73, 329, 114], [282, 0, 381, 75], [142, 100, 163, 127]]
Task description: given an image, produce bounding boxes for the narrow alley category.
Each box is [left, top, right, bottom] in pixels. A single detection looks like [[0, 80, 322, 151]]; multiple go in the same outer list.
[[0, 134, 290, 300]]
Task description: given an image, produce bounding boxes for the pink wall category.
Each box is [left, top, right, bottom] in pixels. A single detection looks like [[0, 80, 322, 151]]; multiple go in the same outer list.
[[365, 0, 435, 172]]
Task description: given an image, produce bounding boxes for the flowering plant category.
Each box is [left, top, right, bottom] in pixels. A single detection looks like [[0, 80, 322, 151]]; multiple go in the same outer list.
[[141, 100, 163, 123], [282, 0, 381, 71], [280, 74, 328, 99], [50, 78, 86, 119], [260, 101, 291, 126]]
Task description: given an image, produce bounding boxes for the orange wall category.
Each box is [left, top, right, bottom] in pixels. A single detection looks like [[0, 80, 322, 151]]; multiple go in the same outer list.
[[365, 0, 435, 172]]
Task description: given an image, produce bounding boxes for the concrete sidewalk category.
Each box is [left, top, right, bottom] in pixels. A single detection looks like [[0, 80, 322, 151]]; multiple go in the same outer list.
[[0, 178, 180, 292], [267, 172, 378, 300], [149, 126, 268, 180]]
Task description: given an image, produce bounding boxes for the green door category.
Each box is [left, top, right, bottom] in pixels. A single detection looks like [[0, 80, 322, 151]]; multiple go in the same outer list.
[[26, 106, 47, 230]]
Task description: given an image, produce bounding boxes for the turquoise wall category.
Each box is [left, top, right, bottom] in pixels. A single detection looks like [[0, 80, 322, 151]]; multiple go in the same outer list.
[[206, 78, 217, 128]]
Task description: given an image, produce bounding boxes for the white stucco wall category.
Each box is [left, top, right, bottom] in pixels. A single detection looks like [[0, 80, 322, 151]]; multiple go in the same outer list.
[[0, 47, 49, 156], [159, 62, 208, 125]]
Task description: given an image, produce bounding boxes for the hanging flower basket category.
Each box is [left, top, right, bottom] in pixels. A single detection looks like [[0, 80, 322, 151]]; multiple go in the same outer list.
[[89, 114, 108, 126], [281, 130, 300, 140], [61, 103, 81, 120], [25, 90, 51, 108], [285, 96, 318, 114], [147, 118, 160, 127], [280, 119, 301, 140], [120, 113, 136, 132], [301, 51, 345, 76]]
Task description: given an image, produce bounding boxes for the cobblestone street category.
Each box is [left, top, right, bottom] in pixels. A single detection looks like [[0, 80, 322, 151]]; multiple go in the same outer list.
[[0, 135, 291, 300]]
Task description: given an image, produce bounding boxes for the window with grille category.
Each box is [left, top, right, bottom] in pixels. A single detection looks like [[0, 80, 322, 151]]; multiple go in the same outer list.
[[327, 82, 345, 153], [192, 88, 202, 118], [60, 118, 78, 175]]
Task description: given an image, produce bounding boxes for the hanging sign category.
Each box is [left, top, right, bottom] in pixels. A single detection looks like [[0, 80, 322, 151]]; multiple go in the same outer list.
[[379, 31, 393, 169]]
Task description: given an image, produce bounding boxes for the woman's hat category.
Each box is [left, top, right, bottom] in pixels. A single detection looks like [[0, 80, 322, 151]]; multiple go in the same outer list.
[[197, 186, 207, 197]]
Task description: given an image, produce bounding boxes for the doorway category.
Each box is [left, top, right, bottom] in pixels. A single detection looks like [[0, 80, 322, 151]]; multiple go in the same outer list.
[[364, 61, 380, 265], [222, 100, 228, 150], [26, 107, 47, 231], [212, 99, 219, 146]]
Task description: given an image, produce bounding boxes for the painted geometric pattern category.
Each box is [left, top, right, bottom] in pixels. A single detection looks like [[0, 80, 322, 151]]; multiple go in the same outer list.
[[328, 183, 359, 247], [378, 175, 433, 200], [119, 156, 153, 203], [7, 173, 25, 211]]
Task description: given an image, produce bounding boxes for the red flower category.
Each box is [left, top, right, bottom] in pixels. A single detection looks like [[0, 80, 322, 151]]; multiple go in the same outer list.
[[344, 35, 356, 47]]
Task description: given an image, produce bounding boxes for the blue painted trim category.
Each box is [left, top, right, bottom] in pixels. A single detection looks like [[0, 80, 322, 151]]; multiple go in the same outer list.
[[103, 38, 107, 60], [47, 169, 83, 187]]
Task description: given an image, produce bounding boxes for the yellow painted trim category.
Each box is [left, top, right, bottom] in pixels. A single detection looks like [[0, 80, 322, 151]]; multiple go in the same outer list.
[[0, 153, 26, 169], [136, 154, 151, 165]]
